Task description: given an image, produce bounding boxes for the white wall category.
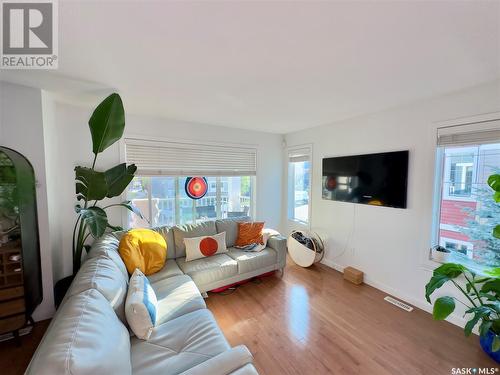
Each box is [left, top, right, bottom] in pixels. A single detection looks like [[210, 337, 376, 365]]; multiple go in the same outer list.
[[0, 82, 55, 320], [284, 80, 500, 327], [44, 99, 284, 282]]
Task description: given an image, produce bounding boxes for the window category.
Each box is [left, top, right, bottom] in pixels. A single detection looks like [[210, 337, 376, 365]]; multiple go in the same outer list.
[[126, 176, 254, 227], [440, 238, 473, 258], [443, 148, 475, 199], [433, 120, 500, 268], [123, 138, 257, 228], [288, 147, 312, 223]]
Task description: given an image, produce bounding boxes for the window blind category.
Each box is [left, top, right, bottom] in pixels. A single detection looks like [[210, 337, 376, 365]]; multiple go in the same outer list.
[[125, 138, 257, 176], [288, 147, 311, 163], [437, 119, 500, 146]]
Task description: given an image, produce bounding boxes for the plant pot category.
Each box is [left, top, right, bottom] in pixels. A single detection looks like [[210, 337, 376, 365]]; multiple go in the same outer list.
[[53, 274, 75, 309], [431, 248, 451, 263], [480, 329, 500, 363]]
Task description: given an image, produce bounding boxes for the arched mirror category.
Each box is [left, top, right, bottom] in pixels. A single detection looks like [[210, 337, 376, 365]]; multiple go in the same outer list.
[[0, 147, 42, 339]]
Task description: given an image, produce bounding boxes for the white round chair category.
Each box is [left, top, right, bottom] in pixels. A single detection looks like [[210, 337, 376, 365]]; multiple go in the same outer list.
[[287, 230, 324, 267]]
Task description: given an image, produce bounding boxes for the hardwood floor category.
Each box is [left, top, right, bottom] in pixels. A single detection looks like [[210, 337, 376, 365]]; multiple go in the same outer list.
[[0, 319, 49, 375], [0, 260, 496, 374], [206, 260, 497, 374]]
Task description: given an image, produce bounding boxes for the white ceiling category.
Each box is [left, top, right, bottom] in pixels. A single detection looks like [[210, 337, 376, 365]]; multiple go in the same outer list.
[[1, 0, 499, 133]]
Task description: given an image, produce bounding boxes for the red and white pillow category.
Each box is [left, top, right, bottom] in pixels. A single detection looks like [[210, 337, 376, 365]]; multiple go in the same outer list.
[[184, 232, 227, 261]]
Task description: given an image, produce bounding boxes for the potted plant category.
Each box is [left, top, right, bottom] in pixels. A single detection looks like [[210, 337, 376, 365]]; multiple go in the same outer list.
[[425, 263, 500, 362], [431, 245, 451, 263], [425, 173, 500, 362], [54, 93, 142, 307]]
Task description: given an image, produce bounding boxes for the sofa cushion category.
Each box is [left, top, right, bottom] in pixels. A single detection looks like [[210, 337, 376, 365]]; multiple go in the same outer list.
[[176, 254, 238, 289], [68, 255, 128, 323], [147, 260, 184, 284], [173, 221, 217, 258], [227, 247, 278, 274], [151, 274, 206, 325], [215, 216, 251, 248], [131, 309, 230, 375], [153, 226, 176, 259], [86, 233, 129, 279], [26, 289, 131, 375], [178, 346, 255, 375]]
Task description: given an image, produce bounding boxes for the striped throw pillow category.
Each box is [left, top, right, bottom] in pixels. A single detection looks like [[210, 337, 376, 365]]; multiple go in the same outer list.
[[125, 269, 158, 340]]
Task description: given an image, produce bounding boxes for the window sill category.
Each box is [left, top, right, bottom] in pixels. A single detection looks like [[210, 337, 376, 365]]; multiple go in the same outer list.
[[429, 250, 492, 276]]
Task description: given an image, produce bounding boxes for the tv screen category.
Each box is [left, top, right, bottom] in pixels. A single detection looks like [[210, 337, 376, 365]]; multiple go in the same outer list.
[[322, 150, 409, 208]]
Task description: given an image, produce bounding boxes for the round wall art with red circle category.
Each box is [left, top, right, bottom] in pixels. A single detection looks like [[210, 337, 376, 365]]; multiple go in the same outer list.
[[185, 177, 208, 199]]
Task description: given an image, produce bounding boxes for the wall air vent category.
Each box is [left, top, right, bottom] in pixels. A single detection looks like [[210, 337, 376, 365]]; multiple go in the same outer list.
[[384, 296, 414, 312]]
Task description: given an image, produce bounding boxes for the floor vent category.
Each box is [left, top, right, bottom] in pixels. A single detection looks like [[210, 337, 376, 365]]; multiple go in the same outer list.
[[384, 296, 413, 312]]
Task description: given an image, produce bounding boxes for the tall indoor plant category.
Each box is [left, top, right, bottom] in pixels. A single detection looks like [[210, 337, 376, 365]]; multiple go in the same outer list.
[[72, 93, 142, 274], [425, 173, 500, 361]]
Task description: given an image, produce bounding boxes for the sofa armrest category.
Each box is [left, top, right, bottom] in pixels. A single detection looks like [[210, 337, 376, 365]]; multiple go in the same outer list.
[[179, 345, 254, 375], [267, 234, 287, 269]]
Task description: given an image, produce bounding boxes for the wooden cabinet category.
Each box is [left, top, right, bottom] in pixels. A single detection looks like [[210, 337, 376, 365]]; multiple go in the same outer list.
[[0, 241, 26, 333], [0, 147, 42, 338]]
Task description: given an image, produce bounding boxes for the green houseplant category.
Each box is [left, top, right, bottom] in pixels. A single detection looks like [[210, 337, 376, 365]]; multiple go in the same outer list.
[[72, 93, 142, 274], [425, 173, 500, 361], [489, 173, 500, 239]]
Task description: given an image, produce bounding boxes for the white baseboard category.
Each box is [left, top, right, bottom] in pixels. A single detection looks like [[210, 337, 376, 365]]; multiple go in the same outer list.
[[320, 258, 469, 330]]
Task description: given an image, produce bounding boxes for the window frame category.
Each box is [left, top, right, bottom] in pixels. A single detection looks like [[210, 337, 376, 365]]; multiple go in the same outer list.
[[287, 145, 313, 225], [429, 114, 500, 272]]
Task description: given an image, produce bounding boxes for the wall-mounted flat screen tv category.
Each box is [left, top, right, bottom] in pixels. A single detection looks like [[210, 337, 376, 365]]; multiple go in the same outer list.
[[322, 150, 409, 208]]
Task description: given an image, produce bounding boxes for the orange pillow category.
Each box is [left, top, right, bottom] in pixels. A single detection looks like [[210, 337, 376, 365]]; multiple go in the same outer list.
[[235, 222, 265, 247]]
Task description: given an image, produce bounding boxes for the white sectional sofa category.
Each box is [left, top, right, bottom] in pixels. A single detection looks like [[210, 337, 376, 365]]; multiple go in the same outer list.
[[26, 218, 287, 375]]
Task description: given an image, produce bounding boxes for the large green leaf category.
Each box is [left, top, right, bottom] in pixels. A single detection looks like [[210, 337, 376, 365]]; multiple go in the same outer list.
[[488, 174, 500, 192], [494, 225, 500, 239], [117, 201, 144, 219], [464, 306, 493, 336], [479, 320, 493, 337], [425, 274, 450, 303], [486, 268, 500, 278], [75, 166, 107, 201], [481, 279, 500, 296], [80, 207, 108, 238], [494, 191, 500, 203], [432, 296, 455, 320], [493, 335, 500, 352], [465, 313, 486, 337], [104, 163, 137, 198], [475, 292, 498, 302], [433, 263, 466, 278], [88, 93, 125, 155]]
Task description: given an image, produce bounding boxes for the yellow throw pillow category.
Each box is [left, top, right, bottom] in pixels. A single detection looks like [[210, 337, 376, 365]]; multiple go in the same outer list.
[[119, 229, 167, 275]]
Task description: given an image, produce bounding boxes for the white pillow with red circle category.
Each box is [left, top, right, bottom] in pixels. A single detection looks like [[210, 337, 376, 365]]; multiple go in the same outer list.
[[184, 231, 228, 262]]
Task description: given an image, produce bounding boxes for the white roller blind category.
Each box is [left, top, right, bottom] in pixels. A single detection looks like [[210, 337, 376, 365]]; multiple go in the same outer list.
[[437, 119, 500, 146], [288, 147, 311, 163], [125, 138, 257, 176]]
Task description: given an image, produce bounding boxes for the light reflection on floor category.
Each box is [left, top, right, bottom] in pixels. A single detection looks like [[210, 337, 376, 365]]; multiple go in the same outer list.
[[288, 285, 309, 343]]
